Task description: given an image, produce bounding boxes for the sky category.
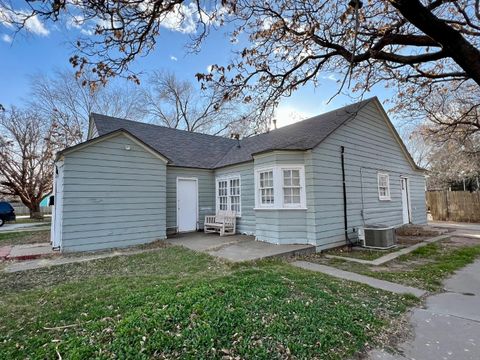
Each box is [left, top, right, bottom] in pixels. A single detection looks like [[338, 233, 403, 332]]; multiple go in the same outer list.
[[0, 2, 397, 130]]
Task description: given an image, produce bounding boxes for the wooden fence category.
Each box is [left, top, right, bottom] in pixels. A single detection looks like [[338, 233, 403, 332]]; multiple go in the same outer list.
[[426, 191, 480, 223], [10, 202, 52, 216]]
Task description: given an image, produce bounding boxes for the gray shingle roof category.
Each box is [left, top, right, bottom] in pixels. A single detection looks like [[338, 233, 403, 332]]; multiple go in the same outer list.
[[91, 98, 373, 169]]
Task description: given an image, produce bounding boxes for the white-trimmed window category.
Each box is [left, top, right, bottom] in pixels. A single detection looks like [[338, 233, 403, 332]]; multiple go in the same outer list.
[[378, 173, 391, 200], [283, 169, 301, 206], [217, 180, 228, 210], [259, 169, 275, 205], [216, 175, 241, 215], [255, 165, 306, 209]]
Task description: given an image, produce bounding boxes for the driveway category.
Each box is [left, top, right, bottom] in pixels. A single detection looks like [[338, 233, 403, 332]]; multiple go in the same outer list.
[[430, 221, 480, 239], [370, 227, 480, 360]]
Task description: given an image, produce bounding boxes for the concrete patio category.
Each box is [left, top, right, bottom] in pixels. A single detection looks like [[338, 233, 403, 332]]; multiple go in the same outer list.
[[166, 232, 315, 262]]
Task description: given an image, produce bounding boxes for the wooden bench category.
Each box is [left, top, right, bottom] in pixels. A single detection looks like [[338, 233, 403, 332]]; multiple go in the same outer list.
[[204, 210, 236, 236]]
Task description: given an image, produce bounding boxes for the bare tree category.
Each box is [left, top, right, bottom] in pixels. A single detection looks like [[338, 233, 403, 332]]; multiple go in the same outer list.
[[143, 71, 265, 135], [0, 108, 68, 218], [393, 81, 480, 143], [425, 136, 480, 190], [29, 70, 147, 142], [400, 124, 433, 169]]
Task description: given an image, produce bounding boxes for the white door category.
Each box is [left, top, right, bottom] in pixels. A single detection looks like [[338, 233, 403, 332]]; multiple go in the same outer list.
[[401, 178, 411, 224], [51, 161, 64, 249], [177, 178, 198, 232]]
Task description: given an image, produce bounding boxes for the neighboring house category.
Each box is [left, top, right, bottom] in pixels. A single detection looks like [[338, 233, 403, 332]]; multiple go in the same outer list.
[[51, 97, 427, 252]]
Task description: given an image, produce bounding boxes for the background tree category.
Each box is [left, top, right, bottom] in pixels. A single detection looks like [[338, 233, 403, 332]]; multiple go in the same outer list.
[[3, 0, 480, 140], [0, 108, 69, 218], [402, 120, 480, 190], [424, 137, 480, 190], [29, 70, 147, 142], [142, 71, 265, 135]]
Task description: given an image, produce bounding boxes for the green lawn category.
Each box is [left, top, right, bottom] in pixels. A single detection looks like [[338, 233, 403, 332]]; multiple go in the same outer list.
[[0, 230, 50, 246], [309, 241, 480, 292], [0, 246, 417, 359]]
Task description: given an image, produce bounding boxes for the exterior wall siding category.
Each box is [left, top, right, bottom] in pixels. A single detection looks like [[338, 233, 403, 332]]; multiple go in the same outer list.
[[253, 151, 310, 245], [61, 133, 167, 252], [310, 101, 427, 250], [166, 166, 215, 233], [214, 162, 255, 234]]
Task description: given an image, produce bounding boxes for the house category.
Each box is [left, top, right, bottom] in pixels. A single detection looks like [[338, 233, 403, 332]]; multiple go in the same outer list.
[[51, 97, 427, 252]]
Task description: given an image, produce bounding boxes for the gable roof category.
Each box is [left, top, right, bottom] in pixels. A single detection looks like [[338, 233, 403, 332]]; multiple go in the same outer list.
[[57, 128, 169, 163], [90, 97, 422, 171], [92, 113, 235, 168]]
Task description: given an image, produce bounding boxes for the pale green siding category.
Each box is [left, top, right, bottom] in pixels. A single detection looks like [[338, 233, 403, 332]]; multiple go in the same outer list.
[[253, 151, 310, 245], [60, 101, 426, 251], [214, 162, 255, 234], [166, 166, 215, 232], [309, 101, 427, 250], [61, 133, 167, 252]]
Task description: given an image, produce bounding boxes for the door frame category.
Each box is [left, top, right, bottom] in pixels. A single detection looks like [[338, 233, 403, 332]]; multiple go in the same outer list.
[[400, 177, 412, 224], [176, 177, 199, 232]]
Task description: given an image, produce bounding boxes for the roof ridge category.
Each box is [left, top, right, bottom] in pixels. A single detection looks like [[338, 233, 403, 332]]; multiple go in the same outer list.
[[212, 97, 375, 168], [256, 97, 375, 136], [91, 113, 236, 143]]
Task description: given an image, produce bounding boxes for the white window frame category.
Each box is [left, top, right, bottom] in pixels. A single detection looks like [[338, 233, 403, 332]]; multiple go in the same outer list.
[[254, 165, 306, 210], [258, 168, 276, 208], [215, 175, 242, 216], [377, 172, 391, 201]]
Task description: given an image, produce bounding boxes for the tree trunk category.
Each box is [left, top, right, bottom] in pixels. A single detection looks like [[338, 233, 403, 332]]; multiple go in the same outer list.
[[29, 201, 43, 220], [390, 0, 480, 86]]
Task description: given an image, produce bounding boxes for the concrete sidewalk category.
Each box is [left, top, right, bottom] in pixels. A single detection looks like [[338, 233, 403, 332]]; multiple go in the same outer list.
[[0, 223, 50, 233], [292, 261, 426, 297], [3, 247, 164, 273], [166, 232, 315, 262], [369, 259, 480, 360], [0, 243, 54, 260]]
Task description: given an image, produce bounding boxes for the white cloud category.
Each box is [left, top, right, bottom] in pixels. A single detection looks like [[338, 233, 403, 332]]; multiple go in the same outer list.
[[321, 74, 337, 82], [25, 15, 50, 36], [0, 6, 49, 36], [170, 55, 178, 61], [206, 65, 213, 73], [1, 33, 12, 43], [160, 3, 198, 34]]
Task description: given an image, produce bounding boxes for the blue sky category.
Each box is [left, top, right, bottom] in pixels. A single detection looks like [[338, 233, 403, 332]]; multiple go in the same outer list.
[[0, 3, 396, 129]]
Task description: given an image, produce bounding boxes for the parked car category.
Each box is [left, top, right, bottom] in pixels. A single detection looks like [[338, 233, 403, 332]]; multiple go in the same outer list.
[[0, 201, 16, 226]]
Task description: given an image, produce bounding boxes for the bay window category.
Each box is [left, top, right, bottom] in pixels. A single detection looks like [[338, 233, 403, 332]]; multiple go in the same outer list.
[[255, 165, 306, 209]]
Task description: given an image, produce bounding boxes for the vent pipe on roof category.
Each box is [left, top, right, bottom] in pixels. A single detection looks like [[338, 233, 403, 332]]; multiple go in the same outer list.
[[273, 119, 277, 130], [230, 133, 241, 148]]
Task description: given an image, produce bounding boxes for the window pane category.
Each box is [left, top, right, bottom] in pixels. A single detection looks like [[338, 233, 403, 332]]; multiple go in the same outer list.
[[292, 170, 300, 186], [283, 170, 291, 186]]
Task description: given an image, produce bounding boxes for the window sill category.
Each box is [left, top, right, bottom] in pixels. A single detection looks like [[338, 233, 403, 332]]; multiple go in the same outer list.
[[254, 207, 307, 211], [379, 198, 391, 201]]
